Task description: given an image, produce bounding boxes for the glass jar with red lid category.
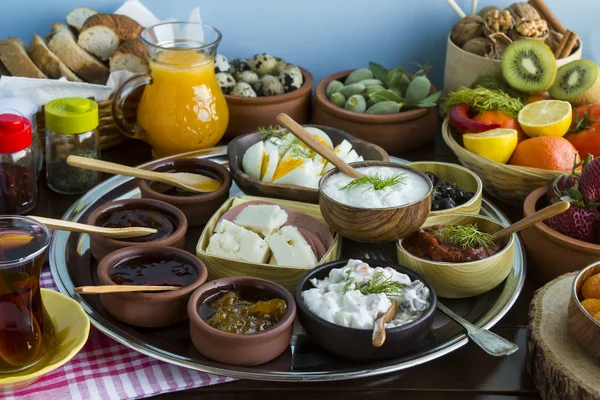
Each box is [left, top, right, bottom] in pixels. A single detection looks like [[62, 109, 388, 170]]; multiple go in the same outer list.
[[0, 113, 37, 214]]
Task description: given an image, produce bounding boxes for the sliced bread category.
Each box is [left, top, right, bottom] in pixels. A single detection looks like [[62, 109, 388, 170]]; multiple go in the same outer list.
[[66, 7, 99, 32], [47, 24, 109, 84], [78, 14, 143, 61], [28, 35, 82, 81], [0, 38, 47, 79], [110, 38, 149, 74]]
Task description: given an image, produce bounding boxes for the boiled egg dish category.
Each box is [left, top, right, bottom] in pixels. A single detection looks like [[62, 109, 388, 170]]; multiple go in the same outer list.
[[241, 127, 365, 189]]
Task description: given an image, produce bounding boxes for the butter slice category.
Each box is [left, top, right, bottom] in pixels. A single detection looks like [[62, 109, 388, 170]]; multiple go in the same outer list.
[[206, 220, 270, 263], [233, 205, 288, 237], [267, 225, 318, 268]]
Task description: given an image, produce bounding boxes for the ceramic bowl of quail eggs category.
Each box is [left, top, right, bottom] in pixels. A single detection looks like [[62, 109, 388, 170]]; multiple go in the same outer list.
[[215, 53, 314, 138]]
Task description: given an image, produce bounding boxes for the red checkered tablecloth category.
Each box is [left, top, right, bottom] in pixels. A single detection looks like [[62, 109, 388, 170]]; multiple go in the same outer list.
[[0, 267, 235, 400]]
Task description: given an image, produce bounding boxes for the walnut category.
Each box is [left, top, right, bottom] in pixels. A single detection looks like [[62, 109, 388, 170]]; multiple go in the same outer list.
[[484, 9, 514, 34], [487, 33, 513, 60], [505, 2, 541, 21], [462, 37, 490, 56], [545, 30, 564, 53], [515, 19, 549, 38], [478, 6, 500, 19], [451, 15, 485, 47]]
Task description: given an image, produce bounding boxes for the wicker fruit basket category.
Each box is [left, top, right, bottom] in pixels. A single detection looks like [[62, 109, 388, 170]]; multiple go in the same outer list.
[[441, 118, 561, 205]]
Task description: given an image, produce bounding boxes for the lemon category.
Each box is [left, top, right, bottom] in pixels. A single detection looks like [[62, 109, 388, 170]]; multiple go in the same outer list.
[[463, 128, 519, 164], [518, 100, 572, 138]]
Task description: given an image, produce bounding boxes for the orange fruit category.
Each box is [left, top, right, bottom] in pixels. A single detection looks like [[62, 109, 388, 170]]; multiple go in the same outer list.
[[525, 95, 549, 104], [508, 136, 580, 171], [581, 299, 600, 316], [582, 273, 600, 299]]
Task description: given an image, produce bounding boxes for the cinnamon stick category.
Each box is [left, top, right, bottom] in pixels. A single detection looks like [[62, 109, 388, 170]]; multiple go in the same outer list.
[[528, 0, 566, 34], [560, 31, 579, 59], [554, 30, 571, 58]]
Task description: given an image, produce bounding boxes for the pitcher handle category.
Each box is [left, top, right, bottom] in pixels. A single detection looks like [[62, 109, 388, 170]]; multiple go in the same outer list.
[[112, 74, 151, 139]]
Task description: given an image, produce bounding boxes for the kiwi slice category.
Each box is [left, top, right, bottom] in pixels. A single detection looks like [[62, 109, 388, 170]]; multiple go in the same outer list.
[[549, 59, 600, 105], [501, 39, 557, 94]]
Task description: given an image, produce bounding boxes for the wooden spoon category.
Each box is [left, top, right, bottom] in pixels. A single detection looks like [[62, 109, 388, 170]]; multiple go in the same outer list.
[[28, 216, 157, 240], [74, 285, 181, 294], [276, 113, 364, 179], [66, 156, 221, 193], [372, 300, 397, 347], [494, 201, 570, 240]]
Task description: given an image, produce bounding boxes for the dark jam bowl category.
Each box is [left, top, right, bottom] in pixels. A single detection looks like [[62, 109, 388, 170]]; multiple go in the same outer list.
[[87, 198, 187, 262], [138, 158, 232, 227], [97, 245, 207, 328], [294, 259, 437, 361], [187, 277, 296, 366]]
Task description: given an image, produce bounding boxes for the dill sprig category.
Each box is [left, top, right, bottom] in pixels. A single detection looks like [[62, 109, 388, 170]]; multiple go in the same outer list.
[[341, 173, 406, 192], [343, 271, 405, 297], [258, 125, 287, 141], [257, 125, 312, 158], [434, 224, 496, 250], [444, 86, 524, 118]]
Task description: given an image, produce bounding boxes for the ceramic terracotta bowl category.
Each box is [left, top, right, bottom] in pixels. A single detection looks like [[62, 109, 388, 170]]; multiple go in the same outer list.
[[312, 70, 440, 156], [138, 158, 232, 227], [318, 161, 432, 243], [97, 245, 208, 328], [87, 198, 187, 262], [568, 262, 600, 361], [522, 186, 600, 284], [228, 125, 389, 204], [295, 259, 436, 360], [187, 277, 296, 366], [224, 67, 313, 139]]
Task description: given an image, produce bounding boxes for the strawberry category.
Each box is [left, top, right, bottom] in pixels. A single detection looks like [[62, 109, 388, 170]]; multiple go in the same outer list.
[[545, 206, 600, 243], [546, 174, 579, 202], [579, 157, 600, 203]]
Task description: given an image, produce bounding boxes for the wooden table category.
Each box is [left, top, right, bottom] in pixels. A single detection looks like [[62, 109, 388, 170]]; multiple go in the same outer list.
[[33, 135, 542, 400]]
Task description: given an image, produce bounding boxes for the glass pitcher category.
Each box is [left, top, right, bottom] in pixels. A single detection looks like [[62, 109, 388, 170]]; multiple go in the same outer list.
[[0, 216, 54, 373], [113, 22, 229, 158]]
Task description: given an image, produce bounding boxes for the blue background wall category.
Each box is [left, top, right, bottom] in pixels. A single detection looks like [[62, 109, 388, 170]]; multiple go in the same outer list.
[[1, 0, 598, 88]]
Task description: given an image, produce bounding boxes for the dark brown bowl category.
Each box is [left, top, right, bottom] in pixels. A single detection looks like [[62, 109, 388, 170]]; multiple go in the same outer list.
[[87, 198, 187, 262], [521, 186, 600, 284], [312, 70, 440, 156], [318, 161, 432, 243], [224, 67, 313, 139], [295, 259, 437, 360], [228, 125, 390, 204], [97, 245, 208, 328], [187, 277, 296, 366], [138, 158, 232, 227], [568, 262, 600, 361]]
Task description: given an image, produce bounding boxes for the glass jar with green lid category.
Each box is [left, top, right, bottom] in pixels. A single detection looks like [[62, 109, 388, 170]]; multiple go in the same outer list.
[[45, 97, 100, 194]]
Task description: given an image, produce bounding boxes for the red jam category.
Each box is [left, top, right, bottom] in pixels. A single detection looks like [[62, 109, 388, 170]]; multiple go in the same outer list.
[[100, 209, 176, 242]]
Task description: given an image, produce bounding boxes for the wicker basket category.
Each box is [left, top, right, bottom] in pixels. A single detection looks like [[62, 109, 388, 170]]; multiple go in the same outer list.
[[35, 90, 141, 151], [441, 118, 562, 205]]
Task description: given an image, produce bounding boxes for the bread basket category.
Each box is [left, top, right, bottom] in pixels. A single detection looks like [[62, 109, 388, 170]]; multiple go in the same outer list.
[[441, 118, 561, 205]]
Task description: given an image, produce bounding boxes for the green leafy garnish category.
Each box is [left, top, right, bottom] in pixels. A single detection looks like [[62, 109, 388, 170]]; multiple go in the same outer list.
[[257, 125, 311, 158], [341, 173, 406, 192], [258, 125, 287, 142], [444, 86, 524, 118], [343, 271, 405, 297], [433, 224, 496, 250]]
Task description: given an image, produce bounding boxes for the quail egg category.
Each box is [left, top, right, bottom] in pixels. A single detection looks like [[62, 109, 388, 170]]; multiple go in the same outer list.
[[216, 73, 236, 94], [214, 54, 231, 74], [249, 53, 278, 75], [230, 82, 257, 97], [253, 75, 284, 96], [279, 65, 304, 93], [230, 58, 250, 74], [235, 70, 260, 85]]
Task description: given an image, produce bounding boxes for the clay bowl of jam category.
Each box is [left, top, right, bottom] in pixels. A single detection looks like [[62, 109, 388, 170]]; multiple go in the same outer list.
[[87, 198, 187, 262], [97, 245, 208, 328], [138, 158, 232, 227], [396, 213, 515, 299], [187, 277, 296, 366]]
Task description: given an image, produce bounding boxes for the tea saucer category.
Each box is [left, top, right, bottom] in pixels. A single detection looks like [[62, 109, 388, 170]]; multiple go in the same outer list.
[[0, 289, 90, 392]]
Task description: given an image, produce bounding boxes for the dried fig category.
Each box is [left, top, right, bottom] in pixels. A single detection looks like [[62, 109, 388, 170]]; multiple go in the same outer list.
[[451, 15, 485, 47], [462, 37, 489, 56], [505, 2, 540, 21]]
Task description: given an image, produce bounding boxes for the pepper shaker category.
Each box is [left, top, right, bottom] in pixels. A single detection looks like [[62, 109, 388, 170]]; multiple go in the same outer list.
[[0, 114, 37, 214], [45, 97, 100, 194]]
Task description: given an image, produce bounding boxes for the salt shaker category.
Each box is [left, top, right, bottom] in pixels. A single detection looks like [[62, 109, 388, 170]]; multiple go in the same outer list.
[[0, 114, 37, 214], [45, 97, 100, 194]]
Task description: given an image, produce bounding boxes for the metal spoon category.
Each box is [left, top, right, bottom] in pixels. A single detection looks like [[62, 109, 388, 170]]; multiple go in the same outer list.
[[67, 156, 221, 193], [372, 300, 397, 347], [29, 216, 157, 240]]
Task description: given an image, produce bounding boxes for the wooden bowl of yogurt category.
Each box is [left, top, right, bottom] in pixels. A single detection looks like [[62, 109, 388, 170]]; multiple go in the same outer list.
[[318, 161, 432, 243]]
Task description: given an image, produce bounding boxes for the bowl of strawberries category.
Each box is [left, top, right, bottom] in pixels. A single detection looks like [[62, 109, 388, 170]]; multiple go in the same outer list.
[[522, 155, 600, 284]]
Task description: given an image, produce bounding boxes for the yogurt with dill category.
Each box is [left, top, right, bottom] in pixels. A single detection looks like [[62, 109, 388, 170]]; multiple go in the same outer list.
[[321, 166, 429, 208], [301, 259, 430, 329]]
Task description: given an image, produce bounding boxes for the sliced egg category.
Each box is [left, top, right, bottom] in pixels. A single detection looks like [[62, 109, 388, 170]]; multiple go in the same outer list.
[[273, 158, 318, 188], [242, 141, 264, 180], [334, 139, 352, 159], [264, 138, 281, 154], [260, 148, 279, 182], [304, 127, 333, 149], [344, 149, 360, 164]]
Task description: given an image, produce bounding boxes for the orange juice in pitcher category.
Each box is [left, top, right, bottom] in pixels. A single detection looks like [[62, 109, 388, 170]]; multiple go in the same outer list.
[[113, 23, 229, 158]]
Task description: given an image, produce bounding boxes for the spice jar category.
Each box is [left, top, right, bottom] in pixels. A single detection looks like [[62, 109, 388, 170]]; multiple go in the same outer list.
[[0, 114, 37, 214], [45, 97, 100, 194]]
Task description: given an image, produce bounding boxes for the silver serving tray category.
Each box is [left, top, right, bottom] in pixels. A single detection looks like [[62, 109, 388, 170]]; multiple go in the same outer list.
[[49, 147, 526, 382]]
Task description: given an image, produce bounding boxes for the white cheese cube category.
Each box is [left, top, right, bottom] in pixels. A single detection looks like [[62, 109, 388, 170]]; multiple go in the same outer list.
[[267, 225, 318, 268], [233, 205, 288, 237], [206, 220, 270, 263]]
